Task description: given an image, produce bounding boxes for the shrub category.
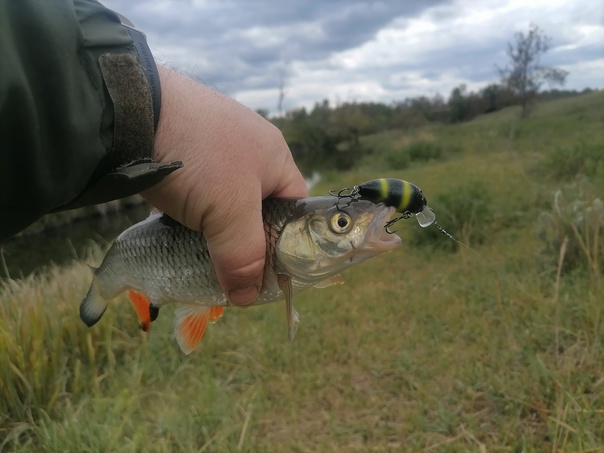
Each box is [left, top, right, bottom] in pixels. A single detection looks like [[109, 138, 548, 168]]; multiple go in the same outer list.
[[409, 182, 493, 252], [541, 141, 604, 180], [385, 150, 410, 169], [405, 141, 443, 161], [384, 140, 444, 170], [536, 175, 604, 282]]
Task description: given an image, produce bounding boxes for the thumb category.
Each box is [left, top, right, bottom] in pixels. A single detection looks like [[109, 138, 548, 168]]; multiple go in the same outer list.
[[203, 196, 266, 306]]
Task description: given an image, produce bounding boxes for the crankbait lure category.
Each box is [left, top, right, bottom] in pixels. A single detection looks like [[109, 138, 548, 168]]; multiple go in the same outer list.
[[331, 178, 439, 232], [356, 178, 436, 229]]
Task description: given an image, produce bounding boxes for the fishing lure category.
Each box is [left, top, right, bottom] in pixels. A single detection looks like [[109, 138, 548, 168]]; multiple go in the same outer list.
[[357, 178, 436, 229], [331, 178, 437, 232]]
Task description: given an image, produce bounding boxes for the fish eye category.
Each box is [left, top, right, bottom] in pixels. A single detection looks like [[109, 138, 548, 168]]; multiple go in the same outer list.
[[330, 213, 353, 233]]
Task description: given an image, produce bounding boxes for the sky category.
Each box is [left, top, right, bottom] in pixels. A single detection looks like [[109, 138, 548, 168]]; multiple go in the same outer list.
[[103, 0, 604, 115]]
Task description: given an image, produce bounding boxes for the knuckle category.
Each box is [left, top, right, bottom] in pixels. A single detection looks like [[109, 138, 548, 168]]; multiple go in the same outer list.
[[228, 255, 265, 280]]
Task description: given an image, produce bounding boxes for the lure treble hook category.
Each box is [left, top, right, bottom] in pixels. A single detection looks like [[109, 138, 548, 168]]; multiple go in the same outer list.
[[329, 186, 360, 198], [384, 212, 413, 234]]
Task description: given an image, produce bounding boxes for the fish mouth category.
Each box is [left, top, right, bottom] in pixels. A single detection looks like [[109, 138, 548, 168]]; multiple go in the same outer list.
[[366, 206, 401, 252]]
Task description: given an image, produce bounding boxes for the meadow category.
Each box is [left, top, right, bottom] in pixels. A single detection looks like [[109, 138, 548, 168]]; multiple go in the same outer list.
[[1, 91, 603, 452]]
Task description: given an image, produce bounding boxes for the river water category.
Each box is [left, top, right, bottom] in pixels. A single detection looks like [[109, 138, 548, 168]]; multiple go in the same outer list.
[[0, 204, 150, 280]]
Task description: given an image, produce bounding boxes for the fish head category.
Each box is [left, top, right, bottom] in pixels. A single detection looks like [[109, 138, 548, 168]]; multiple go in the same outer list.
[[275, 196, 401, 283]]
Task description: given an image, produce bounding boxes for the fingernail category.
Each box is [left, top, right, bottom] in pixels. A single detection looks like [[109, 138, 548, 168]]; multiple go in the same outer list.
[[228, 286, 259, 306]]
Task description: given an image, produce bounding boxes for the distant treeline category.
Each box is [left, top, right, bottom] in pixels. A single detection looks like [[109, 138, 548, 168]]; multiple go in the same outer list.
[[265, 86, 598, 174]]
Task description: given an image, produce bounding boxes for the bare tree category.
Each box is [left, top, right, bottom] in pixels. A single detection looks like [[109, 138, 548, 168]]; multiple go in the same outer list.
[[498, 23, 569, 118]]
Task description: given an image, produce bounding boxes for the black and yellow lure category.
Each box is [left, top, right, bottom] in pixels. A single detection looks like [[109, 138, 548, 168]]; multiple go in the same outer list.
[[356, 178, 436, 230], [331, 178, 440, 233]]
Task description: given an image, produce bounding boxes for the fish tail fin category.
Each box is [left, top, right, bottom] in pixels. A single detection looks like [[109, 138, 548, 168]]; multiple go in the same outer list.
[[80, 278, 108, 327], [128, 290, 154, 332], [174, 305, 222, 355]]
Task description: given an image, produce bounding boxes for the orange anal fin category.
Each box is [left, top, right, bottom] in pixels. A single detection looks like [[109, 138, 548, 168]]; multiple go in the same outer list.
[[128, 290, 152, 332], [174, 305, 214, 355], [208, 306, 224, 324]]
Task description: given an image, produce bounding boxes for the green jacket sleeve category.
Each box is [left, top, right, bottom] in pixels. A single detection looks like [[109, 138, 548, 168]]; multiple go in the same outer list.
[[0, 0, 181, 241]]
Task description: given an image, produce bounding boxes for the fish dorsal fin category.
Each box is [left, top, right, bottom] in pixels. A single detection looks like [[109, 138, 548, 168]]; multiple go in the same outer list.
[[313, 274, 345, 289], [277, 274, 300, 341], [128, 290, 153, 332], [173, 304, 214, 355]]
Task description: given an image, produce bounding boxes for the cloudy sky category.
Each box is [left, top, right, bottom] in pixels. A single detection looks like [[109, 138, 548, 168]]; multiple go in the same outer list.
[[103, 0, 604, 115]]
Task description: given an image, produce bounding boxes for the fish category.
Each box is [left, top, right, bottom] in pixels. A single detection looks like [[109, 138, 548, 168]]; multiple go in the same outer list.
[[80, 196, 401, 354]]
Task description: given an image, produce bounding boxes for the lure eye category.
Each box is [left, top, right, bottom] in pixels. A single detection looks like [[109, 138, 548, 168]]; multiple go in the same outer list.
[[330, 213, 353, 233]]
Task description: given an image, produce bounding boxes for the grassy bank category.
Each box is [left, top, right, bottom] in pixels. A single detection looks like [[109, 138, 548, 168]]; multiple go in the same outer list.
[[1, 92, 603, 451]]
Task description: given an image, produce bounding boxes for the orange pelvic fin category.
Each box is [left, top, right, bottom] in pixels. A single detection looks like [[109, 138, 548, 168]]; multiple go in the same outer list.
[[174, 305, 223, 355], [208, 306, 224, 324], [128, 290, 153, 332]]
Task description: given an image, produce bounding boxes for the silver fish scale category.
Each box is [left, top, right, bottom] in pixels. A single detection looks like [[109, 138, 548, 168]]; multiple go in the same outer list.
[[95, 214, 226, 306]]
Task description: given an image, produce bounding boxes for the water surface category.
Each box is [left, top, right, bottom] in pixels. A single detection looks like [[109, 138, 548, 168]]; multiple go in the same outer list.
[[1, 205, 150, 280]]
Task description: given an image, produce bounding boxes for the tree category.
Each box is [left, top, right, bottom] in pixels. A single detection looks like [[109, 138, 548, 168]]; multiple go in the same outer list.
[[448, 84, 470, 122], [254, 108, 269, 119], [480, 83, 512, 113], [498, 23, 569, 118]]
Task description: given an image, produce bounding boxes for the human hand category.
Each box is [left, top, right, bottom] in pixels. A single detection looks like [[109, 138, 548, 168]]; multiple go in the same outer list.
[[142, 66, 308, 305]]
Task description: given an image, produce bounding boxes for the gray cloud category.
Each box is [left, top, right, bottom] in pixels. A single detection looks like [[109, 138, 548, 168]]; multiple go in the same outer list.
[[102, 0, 604, 113], [108, 1, 450, 59]]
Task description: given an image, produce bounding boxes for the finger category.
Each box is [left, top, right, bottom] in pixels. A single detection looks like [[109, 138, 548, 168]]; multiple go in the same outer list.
[[271, 165, 308, 200], [202, 191, 266, 306], [263, 149, 309, 200]]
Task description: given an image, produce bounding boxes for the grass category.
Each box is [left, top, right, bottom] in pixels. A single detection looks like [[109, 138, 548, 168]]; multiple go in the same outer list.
[[1, 91, 604, 451]]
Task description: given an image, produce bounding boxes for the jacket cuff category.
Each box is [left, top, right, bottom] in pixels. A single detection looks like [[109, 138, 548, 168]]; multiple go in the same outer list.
[[59, 10, 179, 211], [56, 160, 183, 211], [114, 13, 161, 132]]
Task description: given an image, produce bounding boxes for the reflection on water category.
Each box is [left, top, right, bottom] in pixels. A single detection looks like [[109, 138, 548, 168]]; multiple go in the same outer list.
[[0, 204, 151, 280]]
